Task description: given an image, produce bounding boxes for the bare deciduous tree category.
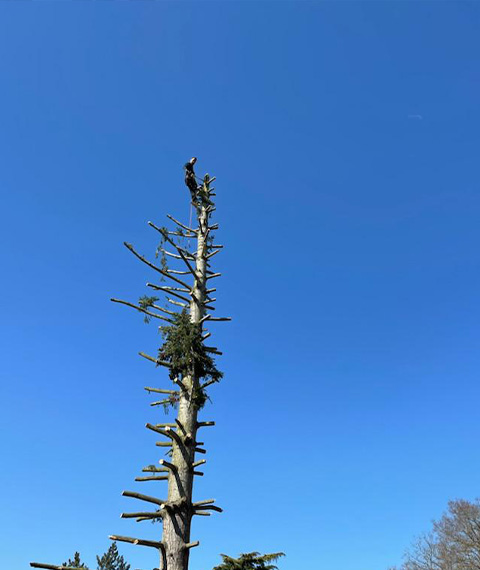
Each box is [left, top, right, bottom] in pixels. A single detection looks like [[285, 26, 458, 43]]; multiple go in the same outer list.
[[394, 499, 480, 570]]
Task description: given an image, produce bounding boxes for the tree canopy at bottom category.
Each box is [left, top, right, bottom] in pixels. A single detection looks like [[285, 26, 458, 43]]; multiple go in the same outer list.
[[213, 552, 285, 570]]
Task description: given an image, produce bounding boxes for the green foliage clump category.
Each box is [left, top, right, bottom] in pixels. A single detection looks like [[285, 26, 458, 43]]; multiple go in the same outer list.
[[138, 295, 159, 309], [158, 309, 222, 408], [63, 552, 88, 568], [213, 552, 285, 570], [138, 295, 159, 323], [161, 392, 180, 414], [96, 542, 130, 570], [61, 543, 130, 570], [154, 226, 169, 279]]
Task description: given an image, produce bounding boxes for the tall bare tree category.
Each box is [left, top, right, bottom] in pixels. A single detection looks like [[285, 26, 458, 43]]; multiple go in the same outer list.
[[30, 159, 229, 570]]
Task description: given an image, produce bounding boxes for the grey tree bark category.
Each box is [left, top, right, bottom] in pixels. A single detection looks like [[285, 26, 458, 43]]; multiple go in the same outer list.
[[161, 189, 209, 570]]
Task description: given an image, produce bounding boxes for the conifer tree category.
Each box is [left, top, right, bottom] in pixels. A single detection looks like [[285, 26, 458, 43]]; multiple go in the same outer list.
[[96, 542, 130, 570], [62, 553, 87, 569], [213, 552, 285, 570]]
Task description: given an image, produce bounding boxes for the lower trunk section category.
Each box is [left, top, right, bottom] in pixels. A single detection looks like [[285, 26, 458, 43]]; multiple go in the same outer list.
[[160, 389, 198, 570]]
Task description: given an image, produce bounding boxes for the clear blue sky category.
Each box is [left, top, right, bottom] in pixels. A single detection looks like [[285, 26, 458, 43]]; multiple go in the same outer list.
[[1, 2, 479, 570]]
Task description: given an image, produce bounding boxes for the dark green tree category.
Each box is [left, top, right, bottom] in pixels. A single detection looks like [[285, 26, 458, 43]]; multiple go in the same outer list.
[[62, 552, 88, 568], [96, 542, 130, 570], [213, 552, 285, 570]]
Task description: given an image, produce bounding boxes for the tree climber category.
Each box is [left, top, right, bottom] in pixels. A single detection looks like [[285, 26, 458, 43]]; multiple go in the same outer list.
[[184, 157, 199, 203]]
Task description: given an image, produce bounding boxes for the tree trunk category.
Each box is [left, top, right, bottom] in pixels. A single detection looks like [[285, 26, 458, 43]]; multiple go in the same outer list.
[[160, 186, 210, 570]]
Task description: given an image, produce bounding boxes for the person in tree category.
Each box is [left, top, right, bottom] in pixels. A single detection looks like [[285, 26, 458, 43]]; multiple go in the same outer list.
[[184, 156, 198, 203], [213, 552, 285, 570]]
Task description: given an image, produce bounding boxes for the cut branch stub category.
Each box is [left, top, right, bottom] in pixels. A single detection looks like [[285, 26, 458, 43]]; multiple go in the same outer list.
[[122, 491, 165, 506], [194, 504, 223, 513], [165, 215, 197, 235], [142, 466, 168, 473], [30, 565, 81, 570], [145, 387, 179, 395], [121, 511, 164, 520], [139, 352, 171, 368], [109, 535, 165, 550], [135, 475, 169, 482], [159, 458, 177, 471]]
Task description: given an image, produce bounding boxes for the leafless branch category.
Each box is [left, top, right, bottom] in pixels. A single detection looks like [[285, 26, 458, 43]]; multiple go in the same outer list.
[[111, 298, 174, 323]]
